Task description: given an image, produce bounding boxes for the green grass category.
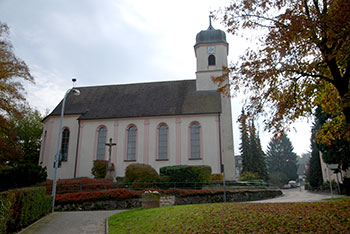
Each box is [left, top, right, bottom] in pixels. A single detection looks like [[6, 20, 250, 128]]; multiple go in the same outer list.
[[323, 196, 350, 201], [109, 201, 350, 233]]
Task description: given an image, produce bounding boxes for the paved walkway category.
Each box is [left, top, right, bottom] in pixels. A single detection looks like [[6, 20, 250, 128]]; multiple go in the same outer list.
[[18, 210, 125, 234], [250, 187, 343, 203]]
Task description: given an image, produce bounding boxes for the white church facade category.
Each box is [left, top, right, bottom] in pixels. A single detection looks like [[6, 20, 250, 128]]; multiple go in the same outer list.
[[39, 21, 236, 180]]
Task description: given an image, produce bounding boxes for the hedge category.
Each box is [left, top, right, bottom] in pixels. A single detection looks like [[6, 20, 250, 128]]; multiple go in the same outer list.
[[0, 187, 52, 233], [159, 165, 212, 188], [125, 163, 159, 188]]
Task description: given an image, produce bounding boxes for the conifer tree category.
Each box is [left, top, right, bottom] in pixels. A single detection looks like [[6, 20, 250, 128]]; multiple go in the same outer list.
[[239, 110, 268, 181], [266, 135, 298, 182]]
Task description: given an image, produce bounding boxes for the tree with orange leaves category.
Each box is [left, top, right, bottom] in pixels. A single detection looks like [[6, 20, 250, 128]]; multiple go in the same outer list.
[[0, 21, 34, 163], [213, 1, 350, 148]]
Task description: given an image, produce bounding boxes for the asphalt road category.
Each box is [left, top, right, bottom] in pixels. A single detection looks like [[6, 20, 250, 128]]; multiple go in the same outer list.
[[249, 186, 342, 203]]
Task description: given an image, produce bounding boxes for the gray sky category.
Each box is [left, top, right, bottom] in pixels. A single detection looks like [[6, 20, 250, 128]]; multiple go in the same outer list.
[[0, 0, 312, 156]]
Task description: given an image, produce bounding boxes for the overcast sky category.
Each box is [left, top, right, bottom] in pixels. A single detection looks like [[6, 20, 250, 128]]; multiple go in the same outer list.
[[0, 0, 312, 156]]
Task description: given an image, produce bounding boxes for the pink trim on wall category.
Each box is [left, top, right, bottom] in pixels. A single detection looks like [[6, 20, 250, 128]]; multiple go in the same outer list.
[[75, 122, 84, 177], [113, 121, 119, 166], [188, 121, 203, 160], [175, 118, 181, 164], [94, 125, 108, 160], [215, 115, 221, 172], [155, 122, 170, 161], [144, 120, 150, 164], [124, 124, 137, 161]]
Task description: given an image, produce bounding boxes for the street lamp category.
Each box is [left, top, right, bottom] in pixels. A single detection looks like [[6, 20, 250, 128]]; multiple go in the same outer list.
[[51, 85, 80, 212]]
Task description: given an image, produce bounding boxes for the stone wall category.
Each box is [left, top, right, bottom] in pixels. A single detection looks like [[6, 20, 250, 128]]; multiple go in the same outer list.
[[55, 189, 282, 211]]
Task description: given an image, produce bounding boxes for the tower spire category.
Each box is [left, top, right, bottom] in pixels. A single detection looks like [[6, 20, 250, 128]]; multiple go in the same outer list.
[[208, 15, 214, 30]]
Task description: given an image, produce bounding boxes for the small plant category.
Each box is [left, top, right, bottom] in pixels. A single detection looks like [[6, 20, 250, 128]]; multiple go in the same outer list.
[[211, 173, 224, 181], [239, 171, 260, 182]]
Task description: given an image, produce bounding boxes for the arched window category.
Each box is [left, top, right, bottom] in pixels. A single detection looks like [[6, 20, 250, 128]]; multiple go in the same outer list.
[[190, 123, 200, 159], [208, 55, 216, 66], [96, 127, 107, 160], [60, 128, 70, 161], [158, 124, 168, 160], [127, 126, 137, 160]]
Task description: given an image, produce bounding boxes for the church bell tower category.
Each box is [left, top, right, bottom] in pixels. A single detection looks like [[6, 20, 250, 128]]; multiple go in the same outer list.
[[194, 18, 236, 180], [194, 16, 229, 91]]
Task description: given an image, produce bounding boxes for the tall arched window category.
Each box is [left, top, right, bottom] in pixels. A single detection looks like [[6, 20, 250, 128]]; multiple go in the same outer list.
[[158, 124, 168, 160], [208, 55, 216, 66], [60, 128, 70, 161], [96, 127, 107, 160], [127, 126, 137, 160], [190, 123, 200, 159]]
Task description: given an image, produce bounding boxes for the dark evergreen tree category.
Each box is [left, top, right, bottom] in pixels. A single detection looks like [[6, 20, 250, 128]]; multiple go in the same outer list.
[[307, 137, 323, 188], [249, 121, 268, 181], [239, 109, 251, 173], [239, 109, 268, 181], [266, 135, 298, 183]]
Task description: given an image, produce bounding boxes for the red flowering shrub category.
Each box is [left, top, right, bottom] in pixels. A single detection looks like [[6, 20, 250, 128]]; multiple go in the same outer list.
[[38, 177, 114, 194], [55, 188, 142, 205]]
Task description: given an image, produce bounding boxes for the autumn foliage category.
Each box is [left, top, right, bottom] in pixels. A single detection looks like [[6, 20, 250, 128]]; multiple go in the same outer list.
[[213, 0, 350, 146]]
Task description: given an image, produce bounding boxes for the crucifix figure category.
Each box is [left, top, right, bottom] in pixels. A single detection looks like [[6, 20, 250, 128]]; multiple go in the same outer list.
[[105, 138, 116, 181], [106, 138, 117, 162]]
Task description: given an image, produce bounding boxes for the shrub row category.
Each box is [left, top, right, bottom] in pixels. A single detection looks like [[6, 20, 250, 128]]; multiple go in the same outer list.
[[39, 177, 114, 194], [0, 187, 52, 234]]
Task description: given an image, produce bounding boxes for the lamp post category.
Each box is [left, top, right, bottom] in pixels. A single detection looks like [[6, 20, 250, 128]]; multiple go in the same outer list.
[[51, 86, 80, 212]]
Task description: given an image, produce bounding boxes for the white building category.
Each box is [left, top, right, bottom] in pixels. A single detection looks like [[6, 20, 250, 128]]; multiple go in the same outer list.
[[39, 20, 236, 180]]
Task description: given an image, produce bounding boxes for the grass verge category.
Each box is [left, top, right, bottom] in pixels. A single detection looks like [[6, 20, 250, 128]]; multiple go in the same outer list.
[[109, 201, 350, 233]]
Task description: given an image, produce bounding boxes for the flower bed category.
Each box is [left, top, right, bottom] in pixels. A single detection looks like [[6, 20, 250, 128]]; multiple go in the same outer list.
[[53, 188, 282, 211], [38, 177, 114, 194]]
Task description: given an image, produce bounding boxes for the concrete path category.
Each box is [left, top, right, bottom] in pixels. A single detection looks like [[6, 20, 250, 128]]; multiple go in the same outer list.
[[250, 187, 343, 203], [18, 210, 125, 234]]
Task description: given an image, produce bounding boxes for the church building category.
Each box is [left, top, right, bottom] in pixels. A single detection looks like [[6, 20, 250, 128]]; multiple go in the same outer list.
[[39, 20, 236, 180]]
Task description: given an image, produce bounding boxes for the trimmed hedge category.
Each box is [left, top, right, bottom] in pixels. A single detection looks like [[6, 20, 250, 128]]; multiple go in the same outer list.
[[91, 160, 113, 179], [125, 163, 159, 188], [0, 187, 52, 233], [160, 165, 212, 188]]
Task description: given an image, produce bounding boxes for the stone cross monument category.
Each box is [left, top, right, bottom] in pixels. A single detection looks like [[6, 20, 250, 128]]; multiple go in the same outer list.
[[105, 138, 116, 181]]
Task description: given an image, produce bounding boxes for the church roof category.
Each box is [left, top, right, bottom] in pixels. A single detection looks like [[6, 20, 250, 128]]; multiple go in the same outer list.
[[47, 80, 222, 120]]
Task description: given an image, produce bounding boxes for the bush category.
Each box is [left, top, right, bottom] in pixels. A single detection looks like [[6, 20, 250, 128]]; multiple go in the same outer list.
[[239, 171, 260, 182], [0, 187, 52, 233], [0, 162, 47, 191], [125, 163, 159, 188], [159, 165, 212, 188], [268, 172, 289, 186], [91, 160, 113, 179], [211, 173, 224, 181]]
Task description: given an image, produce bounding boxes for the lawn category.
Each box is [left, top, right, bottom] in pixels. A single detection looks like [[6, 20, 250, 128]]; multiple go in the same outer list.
[[108, 201, 350, 233]]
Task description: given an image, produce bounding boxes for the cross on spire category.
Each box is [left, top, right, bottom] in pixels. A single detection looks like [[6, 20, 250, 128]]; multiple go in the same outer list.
[[208, 15, 214, 30]]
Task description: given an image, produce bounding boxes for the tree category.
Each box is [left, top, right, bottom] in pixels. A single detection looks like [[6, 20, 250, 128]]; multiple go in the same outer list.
[[213, 0, 350, 147], [249, 120, 268, 181], [239, 110, 268, 181], [266, 135, 298, 183], [307, 134, 324, 188], [0, 21, 34, 163], [314, 105, 350, 170], [9, 106, 43, 163]]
